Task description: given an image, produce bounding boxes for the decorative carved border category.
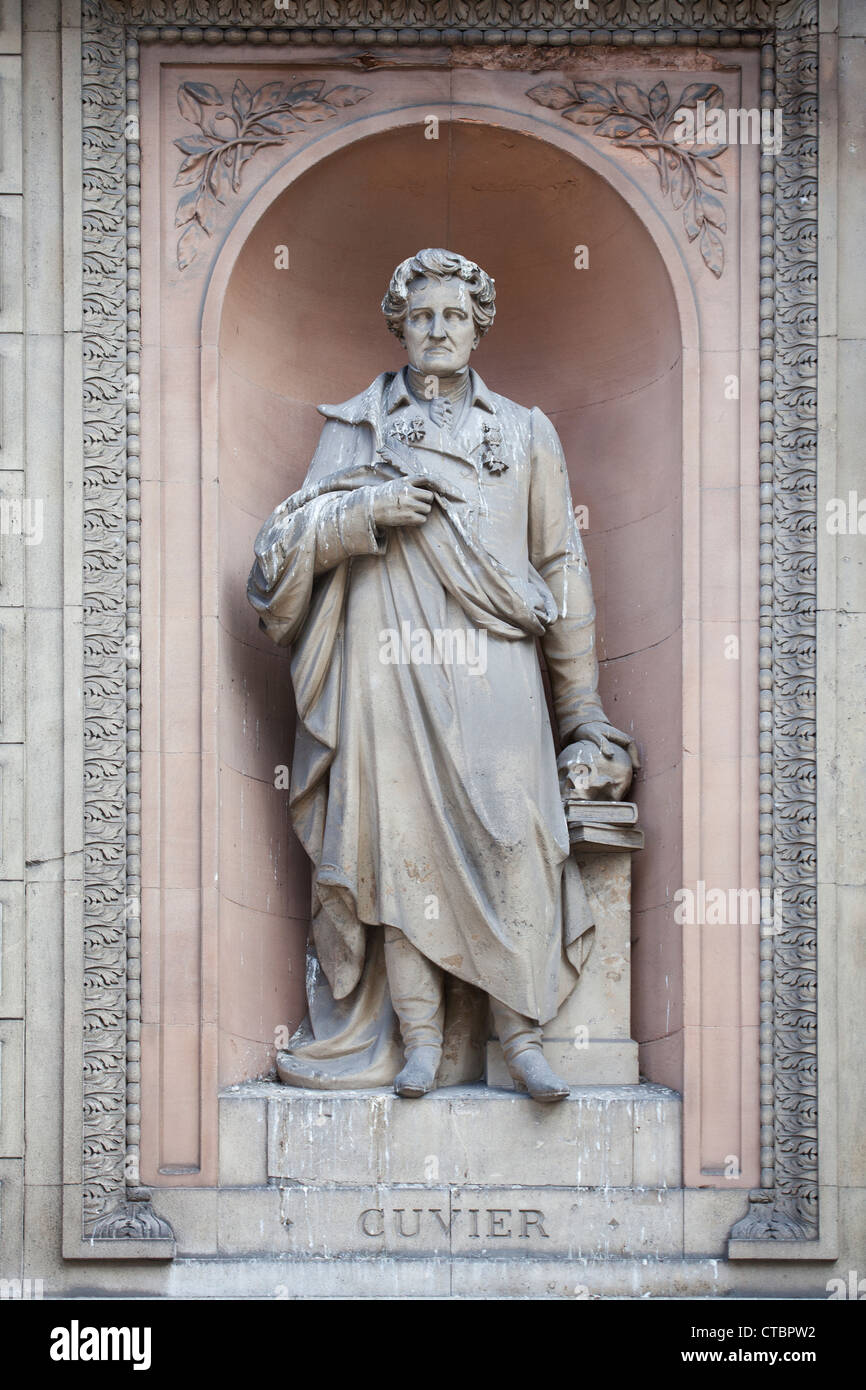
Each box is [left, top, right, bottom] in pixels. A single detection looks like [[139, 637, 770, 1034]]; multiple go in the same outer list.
[[80, 0, 172, 1247], [76, 0, 818, 1254], [731, 0, 819, 1245], [113, 2, 780, 30]]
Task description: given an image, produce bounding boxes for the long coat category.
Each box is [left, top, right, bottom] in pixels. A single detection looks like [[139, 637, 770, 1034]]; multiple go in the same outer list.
[[248, 367, 606, 1087]]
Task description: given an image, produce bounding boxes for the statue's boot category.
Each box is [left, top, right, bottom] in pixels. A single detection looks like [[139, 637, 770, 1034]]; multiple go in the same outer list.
[[489, 998, 570, 1103], [384, 926, 444, 1099], [506, 1048, 570, 1102], [394, 1045, 442, 1099]]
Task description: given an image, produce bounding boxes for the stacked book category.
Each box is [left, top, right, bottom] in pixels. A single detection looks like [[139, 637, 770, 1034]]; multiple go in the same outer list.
[[565, 799, 644, 853]]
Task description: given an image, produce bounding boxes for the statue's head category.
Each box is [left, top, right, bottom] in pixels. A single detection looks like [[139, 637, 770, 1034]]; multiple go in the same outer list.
[[557, 739, 634, 802], [382, 248, 496, 378]]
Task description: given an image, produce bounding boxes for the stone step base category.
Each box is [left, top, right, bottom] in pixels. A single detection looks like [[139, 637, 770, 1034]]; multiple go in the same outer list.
[[145, 1184, 763, 1295], [252, 1082, 681, 1189], [110, 1253, 763, 1301]]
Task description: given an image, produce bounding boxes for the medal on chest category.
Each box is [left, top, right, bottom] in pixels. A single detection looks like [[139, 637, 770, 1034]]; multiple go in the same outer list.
[[386, 410, 508, 476]]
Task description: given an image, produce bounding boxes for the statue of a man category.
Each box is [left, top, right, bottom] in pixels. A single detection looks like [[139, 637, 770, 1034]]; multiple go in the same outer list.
[[248, 249, 638, 1102]]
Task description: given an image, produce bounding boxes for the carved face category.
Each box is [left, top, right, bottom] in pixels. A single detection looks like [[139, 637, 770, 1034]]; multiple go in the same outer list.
[[557, 739, 633, 802], [401, 276, 478, 377]]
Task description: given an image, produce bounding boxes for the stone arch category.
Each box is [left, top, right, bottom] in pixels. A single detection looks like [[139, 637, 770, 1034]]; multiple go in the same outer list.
[[198, 110, 692, 1090]]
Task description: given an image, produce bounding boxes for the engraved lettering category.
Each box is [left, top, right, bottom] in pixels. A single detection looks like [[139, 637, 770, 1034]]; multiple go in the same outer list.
[[394, 1208, 423, 1238], [360, 1208, 384, 1237], [487, 1208, 512, 1238], [519, 1208, 549, 1239]]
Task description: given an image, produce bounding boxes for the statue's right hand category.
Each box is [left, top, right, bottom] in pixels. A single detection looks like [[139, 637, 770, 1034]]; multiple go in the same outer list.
[[371, 478, 435, 529]]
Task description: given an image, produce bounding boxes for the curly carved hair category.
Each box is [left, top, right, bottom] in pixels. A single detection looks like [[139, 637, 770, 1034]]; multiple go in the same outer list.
[[381, 248, 496, 343]]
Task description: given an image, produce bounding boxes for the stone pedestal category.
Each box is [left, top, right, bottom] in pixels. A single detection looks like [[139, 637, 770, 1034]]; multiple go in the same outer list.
[[488, 848, 640, 1087], [218, 1081, 681, 1263], [213, 828, 667, 1270]]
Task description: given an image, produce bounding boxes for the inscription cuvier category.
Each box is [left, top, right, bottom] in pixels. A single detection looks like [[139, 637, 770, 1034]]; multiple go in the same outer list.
[[359, 1207, 549, 1239], [275, 1185, 681, 1257]]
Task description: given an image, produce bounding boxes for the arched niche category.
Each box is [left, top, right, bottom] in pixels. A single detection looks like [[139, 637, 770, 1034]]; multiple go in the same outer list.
[[212, 119, 684, 1087]]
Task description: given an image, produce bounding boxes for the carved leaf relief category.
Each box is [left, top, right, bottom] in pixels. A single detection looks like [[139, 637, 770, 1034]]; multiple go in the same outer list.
[[173, 77, 372, 269], [527, 78, 729, 277]]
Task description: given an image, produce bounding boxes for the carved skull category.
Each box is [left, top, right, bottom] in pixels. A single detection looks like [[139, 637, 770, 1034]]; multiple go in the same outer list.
[[557, 738, 633, 802]]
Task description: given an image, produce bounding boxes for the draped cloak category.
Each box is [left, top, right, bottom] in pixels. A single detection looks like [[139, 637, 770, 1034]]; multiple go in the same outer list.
[[247, 367, 607, 1088]]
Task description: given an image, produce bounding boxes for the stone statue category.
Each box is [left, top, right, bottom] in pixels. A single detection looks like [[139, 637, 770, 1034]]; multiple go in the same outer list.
[[248, 248, 639, 1102]]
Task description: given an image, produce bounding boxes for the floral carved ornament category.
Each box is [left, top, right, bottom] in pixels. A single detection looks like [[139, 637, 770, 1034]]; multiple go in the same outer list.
[[173, 77, 372, 270], [527, 79, 729, 278]]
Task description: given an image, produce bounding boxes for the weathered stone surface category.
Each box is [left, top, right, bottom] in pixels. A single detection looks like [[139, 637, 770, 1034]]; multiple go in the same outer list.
[[254, 1183, 683, 1259], [264, 1083, 680, 1189], [0, 59, 21, 197], [0, 1019, 23, 1157], [0, 882, 23, 1019], [0, 334, 23, 471], [152, 1188, 218, 1259], [633, 1086, 683, 1188], [217, 1188, 296, 1258], [0, 197, 22, 334], [684, 1188, 752, 1257], [0, 1, 20, 57], [219, 1092, 268, 1188], [0, 1158, 23, 1277]]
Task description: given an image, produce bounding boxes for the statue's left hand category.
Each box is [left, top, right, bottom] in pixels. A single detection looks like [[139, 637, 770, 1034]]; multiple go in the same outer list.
[[574, 720, 641, 772]]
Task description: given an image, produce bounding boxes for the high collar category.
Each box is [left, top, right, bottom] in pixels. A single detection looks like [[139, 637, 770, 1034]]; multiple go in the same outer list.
[[384, 365, 496, 416]]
